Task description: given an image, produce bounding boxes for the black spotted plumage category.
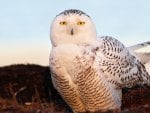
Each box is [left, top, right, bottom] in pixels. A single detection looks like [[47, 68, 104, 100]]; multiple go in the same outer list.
[[96, 36, 150, 88], [57, 9, 90, 17]]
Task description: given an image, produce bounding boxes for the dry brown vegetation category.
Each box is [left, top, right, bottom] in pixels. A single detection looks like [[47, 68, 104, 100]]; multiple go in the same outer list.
[[0, 64, 150, 113]]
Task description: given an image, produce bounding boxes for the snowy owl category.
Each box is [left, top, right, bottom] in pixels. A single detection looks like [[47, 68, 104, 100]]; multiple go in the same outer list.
[[49, 9, 150, 113]]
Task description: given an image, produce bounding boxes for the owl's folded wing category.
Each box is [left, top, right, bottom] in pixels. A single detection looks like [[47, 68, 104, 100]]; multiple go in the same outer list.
[[96, 36, 150, 88]]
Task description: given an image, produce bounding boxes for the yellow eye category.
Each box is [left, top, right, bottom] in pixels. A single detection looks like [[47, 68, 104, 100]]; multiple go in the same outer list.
[[60, 21, 67, 25], [77, 21, 85, 25]]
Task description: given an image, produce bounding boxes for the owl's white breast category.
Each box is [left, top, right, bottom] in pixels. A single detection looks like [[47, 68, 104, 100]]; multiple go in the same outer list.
[[50, 44, 83, 75], [52, 44, 82, 60]]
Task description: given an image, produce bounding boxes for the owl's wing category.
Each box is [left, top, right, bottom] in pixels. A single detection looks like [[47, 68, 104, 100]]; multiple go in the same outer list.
[[127, 41, 150, 65], [127, 41, 150, 75], [96, 36, 150, 88], [127, 41, 150, 52]]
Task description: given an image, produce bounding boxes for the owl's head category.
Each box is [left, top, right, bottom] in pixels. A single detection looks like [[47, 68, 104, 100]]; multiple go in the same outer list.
[[50, 9, 97, 46]]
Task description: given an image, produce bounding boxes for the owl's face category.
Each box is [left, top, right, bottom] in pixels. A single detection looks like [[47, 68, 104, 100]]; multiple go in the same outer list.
[[50, 9, 97, 46]]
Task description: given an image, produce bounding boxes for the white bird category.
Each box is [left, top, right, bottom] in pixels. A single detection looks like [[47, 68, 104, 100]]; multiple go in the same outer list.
[[49, 9, 150, 113]]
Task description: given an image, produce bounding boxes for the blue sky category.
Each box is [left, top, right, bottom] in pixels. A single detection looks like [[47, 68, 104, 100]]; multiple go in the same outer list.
[[0, 0, 150, 66]]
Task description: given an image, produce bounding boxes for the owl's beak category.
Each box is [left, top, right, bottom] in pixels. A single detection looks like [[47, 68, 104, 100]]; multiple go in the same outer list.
[[70, 28, 74, 35]]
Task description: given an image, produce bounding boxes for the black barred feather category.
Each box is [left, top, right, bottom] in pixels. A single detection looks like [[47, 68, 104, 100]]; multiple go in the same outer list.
[[97, 36, 150, 88]]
